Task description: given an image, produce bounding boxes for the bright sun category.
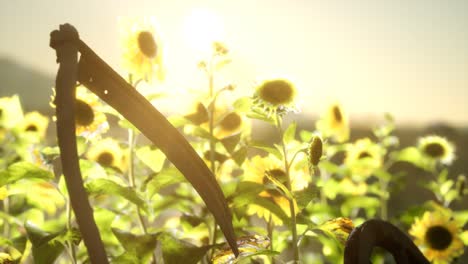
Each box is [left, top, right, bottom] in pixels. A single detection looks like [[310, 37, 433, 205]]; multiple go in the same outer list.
[[183, 8, 224, 53]]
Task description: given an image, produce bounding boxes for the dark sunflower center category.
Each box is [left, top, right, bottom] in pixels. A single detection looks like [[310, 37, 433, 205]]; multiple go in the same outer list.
[[75, 100, 95, 127], [0, 108, 3, 117], [220, 113, 242, 131], [25, 124, 38, 132], [424, 143, 445, 158], [358, 151, 372, 159], [97, 152, 114, 167], [258, 80, 294, 105], [138, 31, 157, 58], [263, 169, 288, 197], [425, 225, 452, 250], [332, 106, 343, 122]]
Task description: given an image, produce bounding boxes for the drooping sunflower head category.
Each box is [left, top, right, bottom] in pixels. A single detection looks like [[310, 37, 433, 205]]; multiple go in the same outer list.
[[345, 138, 384, 179], [120, 16, 165, 82], [215, 111, 248, 139], [20, 111, 49, 140], [86, 138, 126, 172], [409, 210, 464, 264], [316, 102, 350, 143], [254, 78, 297, 113], [418, 135, 455, 165]]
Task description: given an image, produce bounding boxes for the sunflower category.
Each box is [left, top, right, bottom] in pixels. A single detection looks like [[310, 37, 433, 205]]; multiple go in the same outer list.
[[242, 154, 308, 225], [316, 102, 350, 143], [0, 95, 24, 129], [51, 86, 109, 137], [20, 111, 49, 139], [345, 138, 384, 180], [215, 111, 250, 139], [254, 78, 297, 114], [120, 16, 165, 82], [418, 135, 455, 165], [86, 138, 126, 172], [409, 210, 464, 264]]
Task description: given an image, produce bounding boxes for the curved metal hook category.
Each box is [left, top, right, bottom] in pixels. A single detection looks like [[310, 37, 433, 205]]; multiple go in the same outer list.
[[344, 219, 429, 264]]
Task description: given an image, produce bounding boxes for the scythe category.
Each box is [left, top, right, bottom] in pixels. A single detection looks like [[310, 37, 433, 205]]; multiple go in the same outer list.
[[50, 24, 239, 263]]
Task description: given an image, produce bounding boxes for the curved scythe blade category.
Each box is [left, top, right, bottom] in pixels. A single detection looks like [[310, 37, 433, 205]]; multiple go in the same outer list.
[[76, 40, 239, 256]]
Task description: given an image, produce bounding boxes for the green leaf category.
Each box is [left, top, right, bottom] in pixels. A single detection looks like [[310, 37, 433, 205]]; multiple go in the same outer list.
[[232, 194, 290, 226], [392, 147, 429, 170], [232, 146, 247, 166], [249, 141, 282, 160], [294, 186, 319, 210], [233, 97, 253, 113], [282, 121, 297, 144], [299, 130, 314, 142], [340, 196, 380, 217], [147, 167, 186, 197], [158, 233, 211, 264], [112, 228, 158, 262], [85, 179, 147, 211], [440, 180, 454, 195], [264, 170, 294, 201], [118, 119, 139, 131], [136, 146, 166, 173], [454, 210, 468, 226], [221, 133, 241, 154], [246, 109, 275, 125], [0, 162, 53, 187], [79, 159, 107, 180], [24, 222, 65, 264], [191, 126, 218, 141]]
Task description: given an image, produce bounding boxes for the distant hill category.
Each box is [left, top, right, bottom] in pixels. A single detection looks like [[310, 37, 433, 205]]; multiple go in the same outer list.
[[0, 57, 54, 114]]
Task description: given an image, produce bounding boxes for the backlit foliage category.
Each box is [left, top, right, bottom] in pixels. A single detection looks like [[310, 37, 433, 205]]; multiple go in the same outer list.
[[0, 18, 467, 264]]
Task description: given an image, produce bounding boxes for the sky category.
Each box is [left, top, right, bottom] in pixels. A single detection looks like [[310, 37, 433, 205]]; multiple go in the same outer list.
[[1, 0, 467, 125]]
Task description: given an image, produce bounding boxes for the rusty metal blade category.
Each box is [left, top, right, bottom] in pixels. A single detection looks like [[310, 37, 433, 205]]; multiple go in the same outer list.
[[76, 40, 239, 256]]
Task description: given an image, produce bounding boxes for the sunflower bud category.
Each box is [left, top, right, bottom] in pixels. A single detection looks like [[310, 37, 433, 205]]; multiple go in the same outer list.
[[309, 136, 323, 166]]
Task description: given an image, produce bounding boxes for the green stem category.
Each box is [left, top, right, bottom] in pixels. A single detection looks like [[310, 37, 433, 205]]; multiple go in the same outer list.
[[320, 170, 328, 206], [127, 74, 156, 263], [276, 114, 299, 263], [66, 199, 77, 264], [379, 178, 388, 221], [2, 191, 10, 238], [207, 55, 219, 259], [267, 215, 275, 264]]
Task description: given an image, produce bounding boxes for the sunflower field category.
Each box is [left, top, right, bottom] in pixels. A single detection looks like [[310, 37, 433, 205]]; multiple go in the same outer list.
[[1, 18, 468, 264]]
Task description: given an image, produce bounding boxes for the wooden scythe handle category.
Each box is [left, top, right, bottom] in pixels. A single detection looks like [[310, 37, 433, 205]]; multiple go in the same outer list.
[[344, 219, 430, 264], [50, 24, 109, 263]]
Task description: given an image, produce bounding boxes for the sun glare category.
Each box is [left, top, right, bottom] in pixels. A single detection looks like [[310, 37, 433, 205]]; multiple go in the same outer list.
[[183, 8, 224, 53]]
